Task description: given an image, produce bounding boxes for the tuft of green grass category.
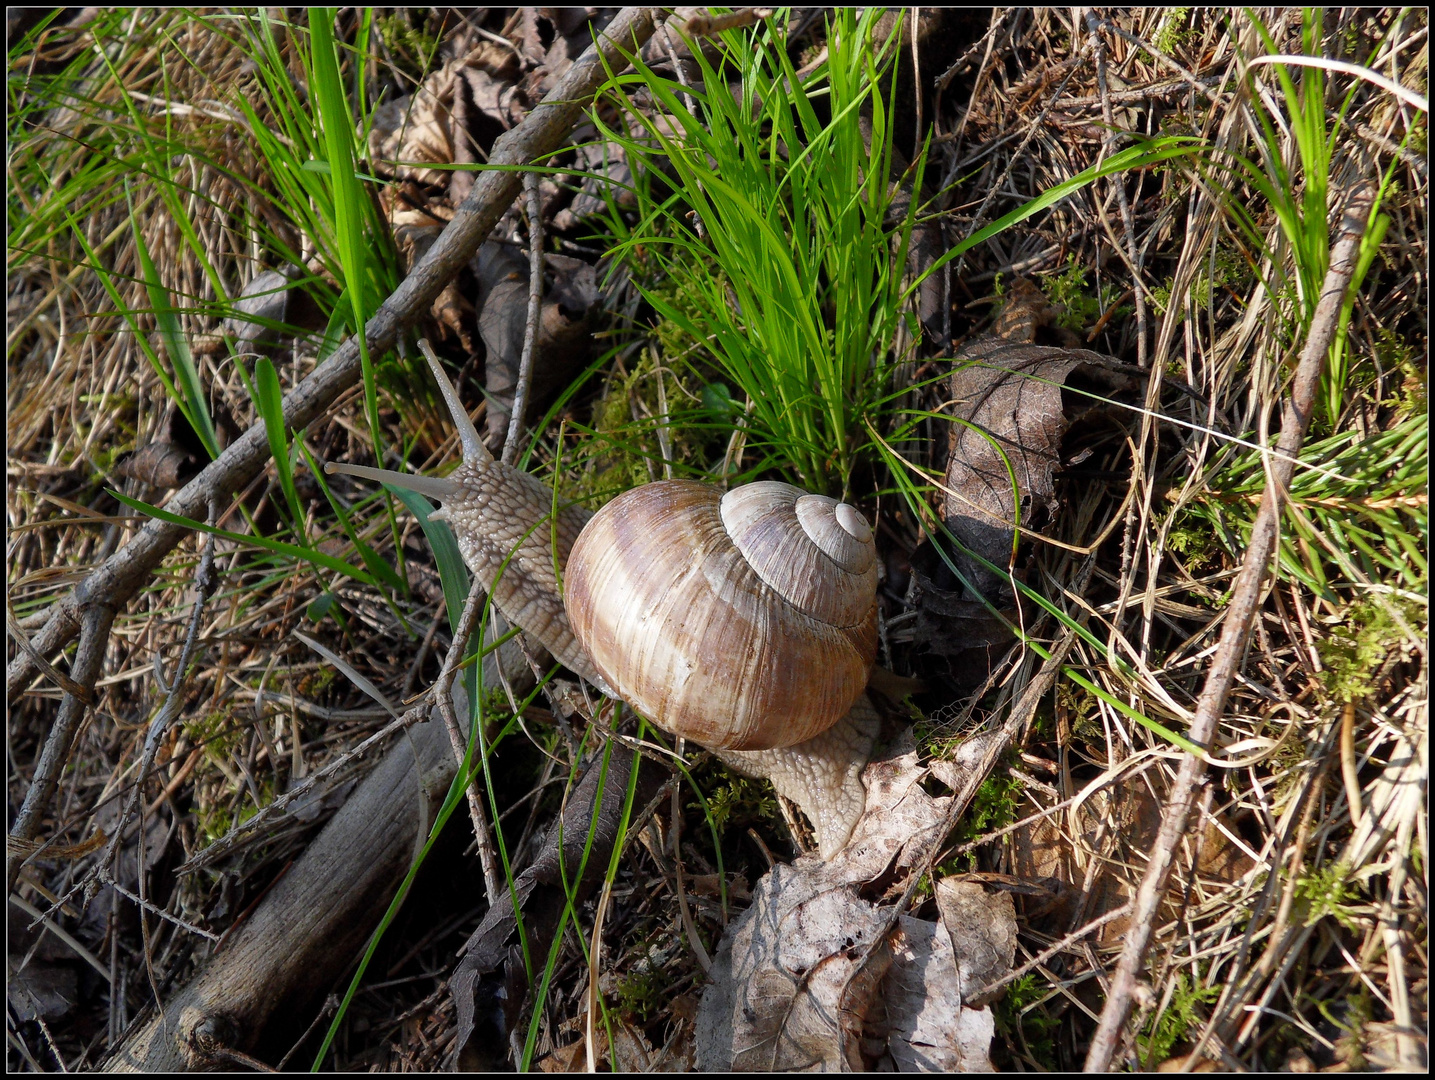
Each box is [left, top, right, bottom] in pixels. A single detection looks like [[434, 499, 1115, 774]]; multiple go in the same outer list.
[[595, 8, 921, 495], [994, 973, 1061, 1070], [1182, 410, 1427, 599], [1205, 8, 1401, 432]]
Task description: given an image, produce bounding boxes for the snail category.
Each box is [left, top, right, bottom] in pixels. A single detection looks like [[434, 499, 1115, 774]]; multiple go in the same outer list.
[[326, 345, 878, 857]]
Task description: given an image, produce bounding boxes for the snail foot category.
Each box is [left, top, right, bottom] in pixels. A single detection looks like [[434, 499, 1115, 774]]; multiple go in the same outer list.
[[715, 696, 879, 859]]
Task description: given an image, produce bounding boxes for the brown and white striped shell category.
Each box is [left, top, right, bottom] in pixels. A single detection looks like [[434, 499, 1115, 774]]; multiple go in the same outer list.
[[563, 479, 878, 750]]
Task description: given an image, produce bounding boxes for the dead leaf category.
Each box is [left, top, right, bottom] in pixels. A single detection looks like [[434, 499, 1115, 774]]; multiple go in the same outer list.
[[934, 878, 1017, 1007], [695, 864, 893, 1071], [1009, 781, 1254, 943], [534, 1040, 586, 1072], [113, 441, 197, 489], [480, 253, 600, 448], [904, 538, 1015, 663], [6, 960, 78, 1024], [697, 733, 1014, 1071], [883, 915, 998, 1071], [943, 280, 1130, 600], [552, 123, 635, 231], [827, 729, 950, 882], [368, 75, 455, 188]]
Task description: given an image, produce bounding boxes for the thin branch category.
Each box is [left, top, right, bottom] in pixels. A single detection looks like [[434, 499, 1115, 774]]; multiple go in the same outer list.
[[503, 170, 544, 465], [433, 580, 504, 906], [5, 6, 660, 707], [7, 602, 115, 895], [92, 510, 218, 894], [968, 902, 1135, 1003], [1083, 180, 1377, 1072], [1086, 11, 1149, 370]]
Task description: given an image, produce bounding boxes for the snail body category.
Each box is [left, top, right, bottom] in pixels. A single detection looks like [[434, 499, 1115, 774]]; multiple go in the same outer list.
[[326, 345, 877, 856]]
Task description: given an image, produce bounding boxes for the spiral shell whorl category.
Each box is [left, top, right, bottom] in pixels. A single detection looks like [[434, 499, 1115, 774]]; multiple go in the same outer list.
[[720, 482, 877, 629], [563, 480, 878, 751]]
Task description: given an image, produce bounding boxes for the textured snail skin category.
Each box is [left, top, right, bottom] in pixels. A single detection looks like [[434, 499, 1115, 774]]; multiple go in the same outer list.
[[326, 345, 876, 858], [564, 480, 877, 751], [433, 458, 604, 688]]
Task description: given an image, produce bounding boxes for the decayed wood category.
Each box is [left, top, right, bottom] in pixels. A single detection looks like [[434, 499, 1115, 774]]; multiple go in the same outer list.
[[106, 710, 456, 1071], [4, 4, 658, 710]]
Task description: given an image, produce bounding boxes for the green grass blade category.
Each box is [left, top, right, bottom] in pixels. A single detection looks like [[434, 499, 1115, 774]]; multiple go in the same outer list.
[[129, 208, 220, 460], [388, 487, 469, 634], [111, 491, 376, 585], [254, 358, 308, 542]]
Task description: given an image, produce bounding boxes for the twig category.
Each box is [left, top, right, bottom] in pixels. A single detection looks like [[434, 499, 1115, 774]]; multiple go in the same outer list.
[[1086, 11, 1149, 370], [1082, 180, 1377, 1072], [684, 7, 773, 37], [968, 902, 1134, 1003], [5, 6, 660, 707], [5, 601, 93, 703], [92, 876, 222, 943], [433, 579, 504, 906], [7, 602, 115, 895], [91, 511, 217, 896], [503, 170, 544, 465], [935, 8, 1011, 93], [945, 35, 1091, 282]]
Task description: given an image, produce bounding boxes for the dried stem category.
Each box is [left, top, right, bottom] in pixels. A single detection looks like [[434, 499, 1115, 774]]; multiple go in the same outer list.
[[503, 170, 544, 465], [433, 578, 504, 906], [1083, 180, 1377, 1072], [90, 507, 218, 900], [7, 602, 116, 894]]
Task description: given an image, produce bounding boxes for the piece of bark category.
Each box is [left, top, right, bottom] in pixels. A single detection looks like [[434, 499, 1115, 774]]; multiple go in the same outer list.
[[106, 623, 538, 1071], [105, 711, 457, 1071]]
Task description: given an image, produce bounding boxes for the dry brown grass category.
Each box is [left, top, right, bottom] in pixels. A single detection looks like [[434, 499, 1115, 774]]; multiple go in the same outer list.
[[7, 7, 1426, 1072]]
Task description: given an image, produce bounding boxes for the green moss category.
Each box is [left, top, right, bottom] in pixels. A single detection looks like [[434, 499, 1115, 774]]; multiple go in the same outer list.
[[183, 705, 243, 763], [1295, 860, 1361, 931], [299, 665, 338, 698], [1040, 255, 1129, 332], [1317, 595, 1421, 703], [993, 973, 1060, 1069], [376, 12, 440, 76], [1056, 682, 1102, 746], [694, 773, 778, 836], [1150, 241, 1250, 317], [614, 958, 670, 1024], [1137, 970, 1220, 1068], [1165, 516, 1220, 573], [1152, 8, 1196, 55], [944, 767, 1022, 871]]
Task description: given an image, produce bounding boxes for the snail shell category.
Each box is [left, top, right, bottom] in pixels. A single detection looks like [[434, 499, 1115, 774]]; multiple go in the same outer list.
[[563, 479, 879, 750]]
